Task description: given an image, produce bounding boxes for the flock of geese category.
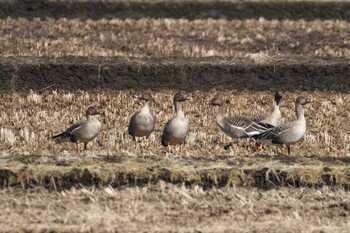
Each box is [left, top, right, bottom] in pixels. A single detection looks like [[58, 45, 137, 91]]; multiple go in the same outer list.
[[53, 91, 311, 155]]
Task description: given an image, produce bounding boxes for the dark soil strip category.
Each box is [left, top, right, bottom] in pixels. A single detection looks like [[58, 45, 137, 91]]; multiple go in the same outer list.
[[0, 56, 349, 92], [0, 1, 350, 21]]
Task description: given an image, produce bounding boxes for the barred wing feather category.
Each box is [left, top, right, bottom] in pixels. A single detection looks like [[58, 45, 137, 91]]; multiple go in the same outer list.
[[246, 112, 268, 123], [254, 122, 292, 143], [53, 121, 84, 140], [225, 116, 273, 137]]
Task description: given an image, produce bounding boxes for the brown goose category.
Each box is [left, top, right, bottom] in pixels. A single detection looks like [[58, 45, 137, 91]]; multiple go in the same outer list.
[[253, 96, 311, 155], [161, 92, 190, 153], [209, 96, 271, 141], [53, 106, 102, 152], [128, 92, 155, 141]]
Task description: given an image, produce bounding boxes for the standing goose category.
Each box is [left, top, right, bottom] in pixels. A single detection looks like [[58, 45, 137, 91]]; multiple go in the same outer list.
[[128, 92, 155, 142], [161, 92, 190, 153], [247, 91, 283, 152], [53, 106, 102, 152], [248, 91, 283, 126], [209, 95, 272, 142], [253, 96, 311, 155]]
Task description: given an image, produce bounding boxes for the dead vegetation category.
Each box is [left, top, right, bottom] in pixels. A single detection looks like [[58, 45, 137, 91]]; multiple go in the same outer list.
[[0, 90, 349, 189], [0, 18, 349, 57], [0, 90, 349, 157], [0, 1, 349, 232], [0, 184, 349, 233]]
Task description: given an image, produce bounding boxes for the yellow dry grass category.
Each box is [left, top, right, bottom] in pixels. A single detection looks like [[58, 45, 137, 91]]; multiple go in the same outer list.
[[0, 184, 349, 232], [0, 18, 349, 57], [0, 90, 349, 157]]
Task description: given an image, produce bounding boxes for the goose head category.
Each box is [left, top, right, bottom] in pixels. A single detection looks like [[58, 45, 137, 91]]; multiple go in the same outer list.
[[296, 96, 311, 106], [209, 96, 224, 107], [173, 91, 190, 103], [136, 92, 153, 102], [86, 106, 100, 117], [274, 91, 283, 105]]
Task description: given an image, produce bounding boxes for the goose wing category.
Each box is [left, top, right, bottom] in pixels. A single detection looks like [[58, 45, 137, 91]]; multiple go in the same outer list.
[[246, 112, 269, 123], [253, 122, 293, 143], [53, 121, 84, 141], [224, 116, 273, 137], [128, 111, 140, 136], [161, 120, 173, 146]]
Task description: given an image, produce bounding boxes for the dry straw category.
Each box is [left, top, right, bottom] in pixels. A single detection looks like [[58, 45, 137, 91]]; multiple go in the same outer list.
[[0, 90, 348, 157], [0, 18, 349, 58]]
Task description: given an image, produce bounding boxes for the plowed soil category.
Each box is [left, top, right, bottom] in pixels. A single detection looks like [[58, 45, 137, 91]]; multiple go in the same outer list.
[[0, 56, 349, 92]]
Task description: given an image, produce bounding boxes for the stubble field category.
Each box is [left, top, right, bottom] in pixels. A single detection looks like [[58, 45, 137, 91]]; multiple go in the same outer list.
[[0, 0, 350, 232]]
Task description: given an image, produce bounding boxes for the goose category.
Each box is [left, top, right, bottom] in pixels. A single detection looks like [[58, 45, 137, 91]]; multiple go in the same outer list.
[[128, 92, 155, 142], [209, 95, 272, 142], [53, 106, 102, 152], [161, 92, 190, 153], [253, 96, 311, 155], [248, 91, 283, 151], [248, 91, 283, 126]]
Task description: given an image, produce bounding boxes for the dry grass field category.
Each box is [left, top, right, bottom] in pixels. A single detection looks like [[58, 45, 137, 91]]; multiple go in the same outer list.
[[1, 184, 349, 232], [0, 0, 350, 232], [1, 18, 349, 57], [0, 90, 349, 157]]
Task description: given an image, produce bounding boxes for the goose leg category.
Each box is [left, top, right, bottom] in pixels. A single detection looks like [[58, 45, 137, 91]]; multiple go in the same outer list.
[[146, 136, 150, 146], [168, 145, 172, 153], [84, 142, 88, 150], [287, 145, 291, 155], [76, 143, 80, 152], [180, 144, 184, 156]]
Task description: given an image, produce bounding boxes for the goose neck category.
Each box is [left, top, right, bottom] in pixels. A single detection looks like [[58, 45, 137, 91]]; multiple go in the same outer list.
[[296, 104, 305, 120], [216, 103, 225, 122], [174, 101, 181, 113], [142, 101, 151, 113]]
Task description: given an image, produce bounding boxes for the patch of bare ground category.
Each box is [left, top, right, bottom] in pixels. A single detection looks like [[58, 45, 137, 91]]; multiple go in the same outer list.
[[1, 56, 349, 92], [0, 185, 349, 232], [0, 18, 349, 57], [0, 0, 350, 21]]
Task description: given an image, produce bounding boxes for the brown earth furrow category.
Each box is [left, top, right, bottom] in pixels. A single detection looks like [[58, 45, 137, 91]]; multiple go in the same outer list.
[[0, 1, 350, 21], [0, 56, 349, 92]]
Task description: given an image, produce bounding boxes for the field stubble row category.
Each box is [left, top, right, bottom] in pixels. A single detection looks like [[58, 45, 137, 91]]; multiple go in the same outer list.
[[1, 18, 349, 58], [0, 90, 348, 157], [0, 184, 349, 232]]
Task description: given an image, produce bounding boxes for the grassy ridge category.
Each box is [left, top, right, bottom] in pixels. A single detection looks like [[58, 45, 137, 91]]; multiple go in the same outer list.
[[1, 156, 350, 190]]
